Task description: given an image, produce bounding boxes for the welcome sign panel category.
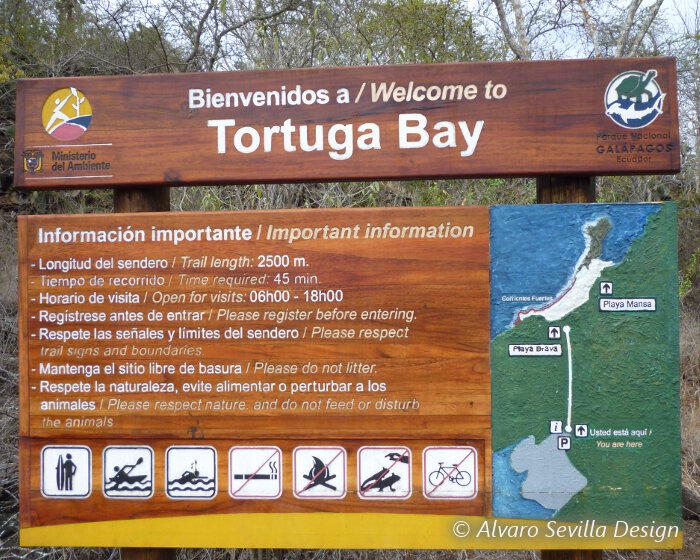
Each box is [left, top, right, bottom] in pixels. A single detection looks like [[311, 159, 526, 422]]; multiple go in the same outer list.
[[15, 58, 679, 188], [18, 205, 680, 548]]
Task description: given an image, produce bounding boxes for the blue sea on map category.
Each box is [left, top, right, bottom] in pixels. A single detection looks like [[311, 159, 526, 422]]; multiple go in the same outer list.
[[493, 441, 556, 519], [489, 204, 659, 338]]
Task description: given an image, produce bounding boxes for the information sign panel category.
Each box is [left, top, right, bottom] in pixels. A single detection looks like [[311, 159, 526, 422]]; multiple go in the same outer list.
[[18, 204, 681, 548], [15, 58, 679, 188]]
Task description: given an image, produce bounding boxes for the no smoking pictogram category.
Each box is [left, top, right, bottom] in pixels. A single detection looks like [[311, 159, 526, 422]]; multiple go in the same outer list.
[[229, 446, 282, 499]]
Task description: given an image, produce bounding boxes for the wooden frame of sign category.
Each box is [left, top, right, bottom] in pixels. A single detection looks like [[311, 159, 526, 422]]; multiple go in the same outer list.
[[15, 58, 682, 557], [15, 58, 678, 189]]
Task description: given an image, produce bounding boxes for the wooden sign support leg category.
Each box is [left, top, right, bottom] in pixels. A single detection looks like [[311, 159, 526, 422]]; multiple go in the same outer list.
[[537, 175, 599, 560], [114, 185, 173, 560], [536, 176, 595, 204], [114, 186, 170, 214]]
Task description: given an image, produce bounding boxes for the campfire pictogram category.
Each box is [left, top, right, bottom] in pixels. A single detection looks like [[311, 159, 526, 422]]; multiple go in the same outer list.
[[302, 456, 336, 491]]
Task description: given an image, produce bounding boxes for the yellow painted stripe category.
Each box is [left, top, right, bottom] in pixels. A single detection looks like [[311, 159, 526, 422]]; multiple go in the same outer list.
[[21, 515, 683, 549]]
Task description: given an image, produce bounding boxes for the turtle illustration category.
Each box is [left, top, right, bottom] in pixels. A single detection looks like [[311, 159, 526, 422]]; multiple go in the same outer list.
[[615, 69, 657, 103]]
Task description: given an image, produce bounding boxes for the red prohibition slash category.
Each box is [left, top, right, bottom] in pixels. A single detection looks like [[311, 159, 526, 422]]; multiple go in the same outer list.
[[231, 449, 279, 497], [359, 449, 409, 496], [300, 449, 343, 493], [425, 449, 474, 497]]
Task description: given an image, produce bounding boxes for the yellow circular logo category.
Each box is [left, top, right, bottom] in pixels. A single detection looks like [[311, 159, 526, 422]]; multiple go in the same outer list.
[[42, 88, 92, 141]]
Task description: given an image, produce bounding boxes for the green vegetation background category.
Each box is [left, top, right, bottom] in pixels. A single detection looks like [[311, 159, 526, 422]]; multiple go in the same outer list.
[[0, 1, 698, 558]]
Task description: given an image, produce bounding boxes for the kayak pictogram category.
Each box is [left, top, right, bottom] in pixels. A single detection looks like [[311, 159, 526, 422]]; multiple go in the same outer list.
[[103, 446, 154, 499]]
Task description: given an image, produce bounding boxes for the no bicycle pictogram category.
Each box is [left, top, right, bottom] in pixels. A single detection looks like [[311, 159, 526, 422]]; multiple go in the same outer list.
[[357, 446, 411, 500], [423, 446, 477, 500], [293, 446, 346, 499], [229, 446, 282, 499]]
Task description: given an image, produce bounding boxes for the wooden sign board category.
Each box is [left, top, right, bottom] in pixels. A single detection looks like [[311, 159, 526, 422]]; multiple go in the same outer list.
[[15, 58, 679, 188], [18, 204, 681, 548]]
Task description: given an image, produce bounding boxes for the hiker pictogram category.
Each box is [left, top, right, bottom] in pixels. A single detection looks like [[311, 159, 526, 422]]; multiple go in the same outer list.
[[423, 446, 477, 500], [293, 446, 346, 499], [103, 446, 154, 499], [41, 445, 91, 499], [357, 446, 411, 500], [166, 446, 217, 499], [229, 446, 282, 499]]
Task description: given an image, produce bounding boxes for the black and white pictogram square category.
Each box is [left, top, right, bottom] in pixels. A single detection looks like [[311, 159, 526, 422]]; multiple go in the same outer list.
[[165, 445, 217, 499], [357, 446, 411, 500], [41, 445, 91, 498], [423, 446, 477, 500], [293, 446, 346, 499], [103, 445, 153, 499], [229, 446, 282, 499], [549, 420, 564, 434], [548, 326, 561, 340]]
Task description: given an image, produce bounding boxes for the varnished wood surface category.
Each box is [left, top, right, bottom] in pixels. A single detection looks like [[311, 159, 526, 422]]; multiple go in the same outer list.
[[21, 437, 488, 528], [18, 206, 491, 528], [15, 58, 679, 189]]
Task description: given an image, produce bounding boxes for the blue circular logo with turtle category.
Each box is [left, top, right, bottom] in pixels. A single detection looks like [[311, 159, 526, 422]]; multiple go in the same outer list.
[[604, 69, 665, 129]]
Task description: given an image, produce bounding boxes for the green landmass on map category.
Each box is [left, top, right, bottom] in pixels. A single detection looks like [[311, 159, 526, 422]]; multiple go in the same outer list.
[[492, 203, 681, 524], [581, 217, 611, 269]]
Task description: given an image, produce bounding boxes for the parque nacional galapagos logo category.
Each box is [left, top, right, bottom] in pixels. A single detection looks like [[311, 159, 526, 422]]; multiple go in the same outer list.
[[604, 69, 665, 129], [42, 87, 92, 141]]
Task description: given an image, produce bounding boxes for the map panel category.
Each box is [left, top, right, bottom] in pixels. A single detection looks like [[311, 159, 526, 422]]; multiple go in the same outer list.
[[491, 203, 680, 526]]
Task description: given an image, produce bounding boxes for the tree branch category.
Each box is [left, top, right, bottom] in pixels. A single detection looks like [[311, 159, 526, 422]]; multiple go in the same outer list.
[[183, 0, 217, 67], [576, 0, 601, 58], [491, 0, 530, 59], [616, 0, 643, 57], [627, 0, 665, 56]]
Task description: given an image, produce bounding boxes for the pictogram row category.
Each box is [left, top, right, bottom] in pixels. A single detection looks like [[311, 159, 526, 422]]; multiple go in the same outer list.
[[41, 444, 478, 501]]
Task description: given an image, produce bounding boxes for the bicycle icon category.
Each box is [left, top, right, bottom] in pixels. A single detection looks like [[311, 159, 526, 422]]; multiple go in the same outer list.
[[428, 462, 471, 488], [423, 446, 477, 500]]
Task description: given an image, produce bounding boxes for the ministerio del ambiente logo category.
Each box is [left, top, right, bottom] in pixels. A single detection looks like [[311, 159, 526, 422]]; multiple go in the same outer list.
[[42, 87, 93, 141]]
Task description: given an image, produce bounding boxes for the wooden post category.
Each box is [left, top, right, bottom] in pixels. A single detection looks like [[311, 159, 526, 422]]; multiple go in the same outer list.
[[113, 186, 170, 214], [114, 185, 173, 560], [537, 174, 599, 560], [536, 176, 595, 204]]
